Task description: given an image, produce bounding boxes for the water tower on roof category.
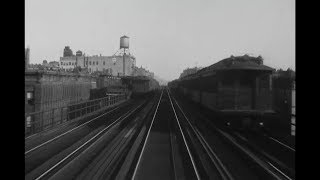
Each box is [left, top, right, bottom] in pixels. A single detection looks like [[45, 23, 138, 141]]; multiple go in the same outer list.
[[120, 35, 130, 76], [120, 35, 129, 49]]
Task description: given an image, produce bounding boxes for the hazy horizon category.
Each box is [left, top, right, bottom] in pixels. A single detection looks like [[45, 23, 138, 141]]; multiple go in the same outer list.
[[25, 0, 295, 81]]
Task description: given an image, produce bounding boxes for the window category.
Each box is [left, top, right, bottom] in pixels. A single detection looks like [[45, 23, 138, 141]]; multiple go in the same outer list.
[[93, 61, 95, 65], [69, 62, 71, 65], [27, 92, 33, 100], [96, 61, 98, 65], [103, 61, 105, 65], [26, 116, 31, 127], [27, 91, 34, 105], [89, 61, 91, 65], [86, 61, 88, 66]]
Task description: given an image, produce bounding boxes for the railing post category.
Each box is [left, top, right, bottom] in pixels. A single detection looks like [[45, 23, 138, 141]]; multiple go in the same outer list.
[[83, 104, 85, 116], [86, 102, 88, 115], [75, 106, 78, 119], [41, 111, 44, 132], [25, 116, 27, 135], [51, 108, 54, 127], [80, 104, 83, 117], [67, 109, 69, 122], [60, 107, 63, 124]]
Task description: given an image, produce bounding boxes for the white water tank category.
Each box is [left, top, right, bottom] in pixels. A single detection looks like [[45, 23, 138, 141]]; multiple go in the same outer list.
[[120, 35, 129, 49]]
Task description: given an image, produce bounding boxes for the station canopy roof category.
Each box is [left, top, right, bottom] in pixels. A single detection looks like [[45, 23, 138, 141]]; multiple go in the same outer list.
[[199, 55, 273, 73], [181, 55, 275, 80]]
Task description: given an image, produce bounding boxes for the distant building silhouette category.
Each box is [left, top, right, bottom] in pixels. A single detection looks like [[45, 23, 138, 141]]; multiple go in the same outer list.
[[63, 46, 74, 57], [76, 50, 83, 57], [179, 67, 202, 79], [25, 47, 30, 69], [132, 66, 154, 78]]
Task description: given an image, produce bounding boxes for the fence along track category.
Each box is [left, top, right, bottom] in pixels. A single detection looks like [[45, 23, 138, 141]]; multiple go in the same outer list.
[[25, 105, 122, 155], [25, 94, 126, 137]]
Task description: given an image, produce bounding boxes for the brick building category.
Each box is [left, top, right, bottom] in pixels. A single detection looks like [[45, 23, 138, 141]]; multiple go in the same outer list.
[[25, 70, 95, 115]]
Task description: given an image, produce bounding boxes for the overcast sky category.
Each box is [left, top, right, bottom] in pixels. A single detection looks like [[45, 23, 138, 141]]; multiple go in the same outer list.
[[25, 0, 295, 81]]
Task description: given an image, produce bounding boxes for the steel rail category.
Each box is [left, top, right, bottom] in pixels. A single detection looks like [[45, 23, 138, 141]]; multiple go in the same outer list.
[[268, 137, 295, 152], [167, 89, 201, 180], [25, 106, 122, 155], [131, 89, 163, 180], [233, 132, 294, 180], [213, 124, 292, 180], [170, 93, 234, 180], [169, 88, 293, 180], [34, 103, 144, 180]]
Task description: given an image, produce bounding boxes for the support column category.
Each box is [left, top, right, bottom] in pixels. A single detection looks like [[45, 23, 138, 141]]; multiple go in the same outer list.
[[269, 74, 272, 91], [256, 77, 260, 96]]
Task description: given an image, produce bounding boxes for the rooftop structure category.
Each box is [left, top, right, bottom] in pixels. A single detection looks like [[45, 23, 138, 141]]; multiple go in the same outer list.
[[179, 67, 202, 79], [63, 46, 74, 57], [182, 55, 274, 80]]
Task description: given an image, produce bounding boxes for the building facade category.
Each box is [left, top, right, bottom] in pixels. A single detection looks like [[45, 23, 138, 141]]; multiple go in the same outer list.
[[60, 54, 136, 76], [42, 60, 60, 70]]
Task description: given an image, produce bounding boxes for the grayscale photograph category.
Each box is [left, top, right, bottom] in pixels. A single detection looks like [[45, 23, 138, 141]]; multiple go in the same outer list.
[[25, 0, 295, 179]]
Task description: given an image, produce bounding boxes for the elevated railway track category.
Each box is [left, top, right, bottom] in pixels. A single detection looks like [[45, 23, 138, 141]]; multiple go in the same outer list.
[[25, 87, 294, 180]]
